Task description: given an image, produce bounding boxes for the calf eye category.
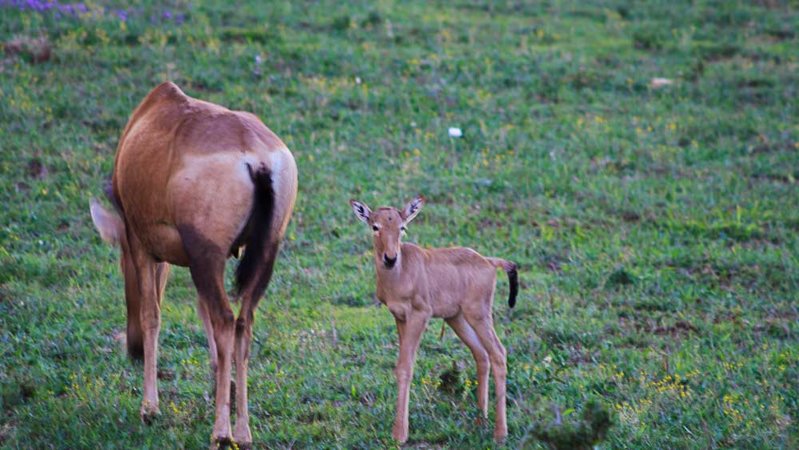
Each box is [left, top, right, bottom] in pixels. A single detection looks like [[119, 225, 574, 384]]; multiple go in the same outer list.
[[372, 225, 379, 231]]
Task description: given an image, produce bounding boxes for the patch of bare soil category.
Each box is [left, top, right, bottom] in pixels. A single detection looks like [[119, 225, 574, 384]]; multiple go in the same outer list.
[[4, 35, 51, 63]]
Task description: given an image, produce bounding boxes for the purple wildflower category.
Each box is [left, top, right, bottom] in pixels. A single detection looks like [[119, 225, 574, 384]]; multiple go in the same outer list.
[[1, 0, 186, 24]]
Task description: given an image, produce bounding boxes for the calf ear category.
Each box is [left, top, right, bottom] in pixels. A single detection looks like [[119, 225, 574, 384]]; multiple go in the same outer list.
[[90, 198, 124, 246], [350, 199, 372, 224], [401, 195, 425, 224]]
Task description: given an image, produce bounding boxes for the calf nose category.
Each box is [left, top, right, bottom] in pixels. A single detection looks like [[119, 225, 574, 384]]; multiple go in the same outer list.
[[383, 254, 397, 269]]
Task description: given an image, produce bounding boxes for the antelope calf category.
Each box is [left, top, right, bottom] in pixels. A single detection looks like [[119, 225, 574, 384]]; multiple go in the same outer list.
[[350, 195, 518, 443], [90, 82, 297, 447]]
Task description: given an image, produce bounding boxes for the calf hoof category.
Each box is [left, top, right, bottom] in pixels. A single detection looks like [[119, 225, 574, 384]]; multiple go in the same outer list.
[[140, 401, 160, 425], [391, 425, 408, 444], [493, 429, 507, 444]]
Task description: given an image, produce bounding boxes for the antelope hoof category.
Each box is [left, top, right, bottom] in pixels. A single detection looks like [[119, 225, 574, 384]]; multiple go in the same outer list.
[[233, 423, 252, 449], [140, 400, 160, 425], [211, 433, 233, 449], [212, 418, 233, 448], [232, 440, 252, 450]]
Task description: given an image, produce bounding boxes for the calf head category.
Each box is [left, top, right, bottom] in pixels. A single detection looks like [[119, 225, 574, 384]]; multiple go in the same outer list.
[[350, 195, 425, 270]]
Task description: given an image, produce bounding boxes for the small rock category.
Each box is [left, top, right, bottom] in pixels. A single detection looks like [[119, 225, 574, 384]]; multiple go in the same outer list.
[[650, 77, 673, 89]]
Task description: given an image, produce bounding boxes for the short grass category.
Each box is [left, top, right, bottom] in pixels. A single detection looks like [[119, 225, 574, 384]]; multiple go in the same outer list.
[[1, 0, 798, 448]]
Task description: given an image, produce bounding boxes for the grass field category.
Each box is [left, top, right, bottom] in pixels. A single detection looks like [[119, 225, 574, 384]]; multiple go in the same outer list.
[[1, 0, 798, 448]]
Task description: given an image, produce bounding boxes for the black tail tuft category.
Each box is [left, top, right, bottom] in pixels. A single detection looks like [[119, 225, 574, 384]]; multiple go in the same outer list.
[[234, 164, 276, 298], [103, 179, 124, 215], [507, 263, 519, 308]]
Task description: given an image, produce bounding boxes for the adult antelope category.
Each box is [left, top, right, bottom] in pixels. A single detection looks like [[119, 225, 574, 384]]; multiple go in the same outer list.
[[350, 195, 518, 443], [90, 82, 297, 447]]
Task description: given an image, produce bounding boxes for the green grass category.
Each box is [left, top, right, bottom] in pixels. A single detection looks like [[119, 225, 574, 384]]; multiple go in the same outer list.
[[1, 0, 798, 448]]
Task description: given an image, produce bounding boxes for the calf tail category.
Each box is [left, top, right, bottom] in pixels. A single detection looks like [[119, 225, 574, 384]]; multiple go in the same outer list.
[[488, 257, 519, 308]]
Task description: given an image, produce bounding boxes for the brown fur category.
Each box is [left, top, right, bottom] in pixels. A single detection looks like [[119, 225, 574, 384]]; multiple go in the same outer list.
[[90, 82, 297, 446], [350, 196, 517, 443]]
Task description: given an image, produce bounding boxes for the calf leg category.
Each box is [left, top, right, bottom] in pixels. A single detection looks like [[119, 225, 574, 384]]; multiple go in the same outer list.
[[446, 314, 490, 418], [392, 312, 429, 443], [465, 315, 508, 442]]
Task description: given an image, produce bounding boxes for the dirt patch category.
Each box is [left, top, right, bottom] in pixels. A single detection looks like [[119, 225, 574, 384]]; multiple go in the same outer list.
[[605, 267, 636, 288], [653, 320, 698, 337], [567, 343, 598, 365], [111, 329, 127, 354], [4, 35, 51, 63], [619, 314, 698, 338], [749, 172, 797, 185], [297, 409, 327, 424], [26, 159, 49, 180], [0, 421, 17, 445], [358, 391, 375, 407], [620, 210, 641, 223], [753, 308, 798, 339], [0, 286, 10, 303], [157, 369, 175, 381]]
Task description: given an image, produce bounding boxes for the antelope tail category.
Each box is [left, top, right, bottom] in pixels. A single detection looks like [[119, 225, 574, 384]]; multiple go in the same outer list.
[[234, 164, 276, 298], [487, 257, 519, 308]]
